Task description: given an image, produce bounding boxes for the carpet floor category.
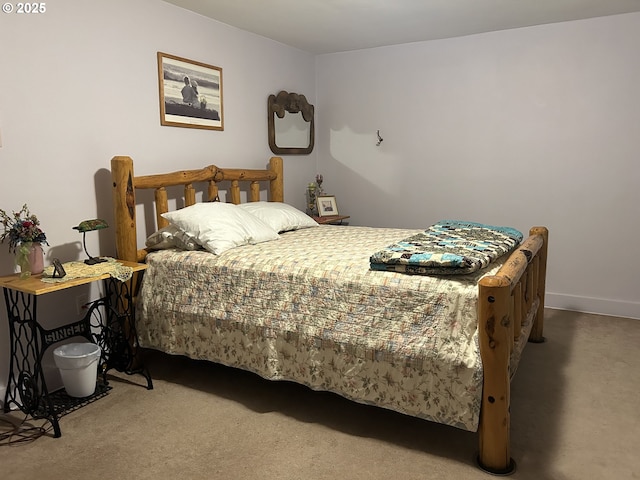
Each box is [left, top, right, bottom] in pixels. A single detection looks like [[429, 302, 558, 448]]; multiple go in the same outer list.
[[1, 308, 638, 479]]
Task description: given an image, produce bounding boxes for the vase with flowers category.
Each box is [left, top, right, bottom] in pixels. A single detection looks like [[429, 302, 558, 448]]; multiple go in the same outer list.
[[306, 174, 324, 216], [0, 204, 48, 278]]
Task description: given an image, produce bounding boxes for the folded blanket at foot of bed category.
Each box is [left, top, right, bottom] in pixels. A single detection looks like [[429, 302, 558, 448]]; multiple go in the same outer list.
[[369, 220, 523, 275]]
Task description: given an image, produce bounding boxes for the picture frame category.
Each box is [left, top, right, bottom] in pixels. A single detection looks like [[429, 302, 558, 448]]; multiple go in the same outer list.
[[157, 52, 224, 130], [316, 195, 339, 216]]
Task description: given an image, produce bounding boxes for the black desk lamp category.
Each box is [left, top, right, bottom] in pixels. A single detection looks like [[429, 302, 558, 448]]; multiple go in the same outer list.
[[73, 219, 108, 265]]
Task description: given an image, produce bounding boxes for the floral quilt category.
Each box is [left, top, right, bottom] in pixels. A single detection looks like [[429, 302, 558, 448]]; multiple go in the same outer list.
[[369, 220, 523, 275], [136, 225, 512, 431]]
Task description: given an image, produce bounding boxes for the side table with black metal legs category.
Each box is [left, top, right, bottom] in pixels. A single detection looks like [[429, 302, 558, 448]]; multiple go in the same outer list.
[[0, 260, 151, 437]]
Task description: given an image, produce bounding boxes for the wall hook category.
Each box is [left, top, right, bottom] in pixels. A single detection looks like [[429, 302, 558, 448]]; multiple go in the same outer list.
[[376, 130, 383, 146]]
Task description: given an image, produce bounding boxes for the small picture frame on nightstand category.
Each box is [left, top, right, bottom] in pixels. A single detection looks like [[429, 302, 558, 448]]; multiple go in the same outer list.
[[316, 195, 339, 216]]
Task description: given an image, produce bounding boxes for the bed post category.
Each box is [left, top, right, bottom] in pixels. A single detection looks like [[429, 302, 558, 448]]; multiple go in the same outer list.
[[268, 156, 284, 202], [477, 275, 515, 475], [111, 155, 138, 263], [528, 226, 548, 343]]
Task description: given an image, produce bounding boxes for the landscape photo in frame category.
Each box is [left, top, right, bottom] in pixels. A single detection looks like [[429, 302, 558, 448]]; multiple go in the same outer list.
[[317, 195, 339, 216], [157, 52, 223, 130]]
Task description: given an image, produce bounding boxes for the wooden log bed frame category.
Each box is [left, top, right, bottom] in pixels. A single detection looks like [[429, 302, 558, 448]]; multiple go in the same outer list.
[[111, 155, 548, 475]]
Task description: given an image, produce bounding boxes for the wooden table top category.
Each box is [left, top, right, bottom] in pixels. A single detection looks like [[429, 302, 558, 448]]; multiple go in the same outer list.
[[312, 215, 350, 225], [0, 260, 146, 295]]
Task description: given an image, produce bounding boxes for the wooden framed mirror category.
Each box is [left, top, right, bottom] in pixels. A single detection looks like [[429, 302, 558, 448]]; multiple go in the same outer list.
[[268, 91, 314, 155]]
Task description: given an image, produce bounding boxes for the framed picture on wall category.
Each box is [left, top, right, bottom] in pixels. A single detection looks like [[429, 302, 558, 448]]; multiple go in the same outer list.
[[157, 52, 224, 130], [316, 195, 339, 216]]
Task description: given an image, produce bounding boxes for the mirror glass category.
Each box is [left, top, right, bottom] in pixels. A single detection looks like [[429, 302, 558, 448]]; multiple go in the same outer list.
[[268, 91, 314, 155], [274, 112, 310, 149]]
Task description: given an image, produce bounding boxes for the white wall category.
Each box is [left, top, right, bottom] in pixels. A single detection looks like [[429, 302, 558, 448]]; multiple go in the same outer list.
[[316, 13, 640, 320], [0, 0, 316, 404]]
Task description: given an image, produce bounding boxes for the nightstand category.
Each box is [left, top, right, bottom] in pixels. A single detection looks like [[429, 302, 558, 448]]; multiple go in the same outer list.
[[313, 215, 350, 225], [0, 260, 152, 437]]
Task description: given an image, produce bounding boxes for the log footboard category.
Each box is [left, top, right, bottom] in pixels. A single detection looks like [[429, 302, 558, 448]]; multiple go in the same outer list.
[[477, 226, 548, 474]]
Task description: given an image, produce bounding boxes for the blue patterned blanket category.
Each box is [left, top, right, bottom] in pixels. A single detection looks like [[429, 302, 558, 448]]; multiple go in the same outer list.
[[369, 220, 523, 275]]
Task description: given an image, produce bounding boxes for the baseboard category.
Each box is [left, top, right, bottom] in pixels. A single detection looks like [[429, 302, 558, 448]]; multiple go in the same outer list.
[[546, 292, 640, 320]]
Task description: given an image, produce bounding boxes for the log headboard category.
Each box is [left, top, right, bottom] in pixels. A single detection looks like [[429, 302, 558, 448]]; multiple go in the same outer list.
[[110, 155, 284, 263]]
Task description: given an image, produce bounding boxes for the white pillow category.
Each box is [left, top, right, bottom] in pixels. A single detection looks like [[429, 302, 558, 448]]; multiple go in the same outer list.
[[238, 201, 318, 232], [145, 225, 201, 251], [162, 202, 280, 255]]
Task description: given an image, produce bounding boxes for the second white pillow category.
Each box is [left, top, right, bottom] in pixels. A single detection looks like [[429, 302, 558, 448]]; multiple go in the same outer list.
[[238, 201, 318, 233]]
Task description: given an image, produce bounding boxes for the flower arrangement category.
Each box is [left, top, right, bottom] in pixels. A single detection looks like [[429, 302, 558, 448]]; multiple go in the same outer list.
[[315, 174, 324, 194], [0, 204, 48, 253]]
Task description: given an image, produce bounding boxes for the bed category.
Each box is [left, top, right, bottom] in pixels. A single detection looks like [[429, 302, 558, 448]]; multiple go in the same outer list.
[[111, 155, 548, 475]]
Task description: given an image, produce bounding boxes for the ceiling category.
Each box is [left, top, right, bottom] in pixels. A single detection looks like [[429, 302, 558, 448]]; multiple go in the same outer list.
[[163, 0, 640, 54]]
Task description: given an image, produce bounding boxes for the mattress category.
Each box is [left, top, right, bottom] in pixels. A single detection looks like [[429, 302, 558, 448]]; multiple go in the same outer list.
[[136, 225, 510, 431]]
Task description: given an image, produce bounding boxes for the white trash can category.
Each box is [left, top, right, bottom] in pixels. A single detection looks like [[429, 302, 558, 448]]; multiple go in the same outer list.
[[53, 342, 101, 398]]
